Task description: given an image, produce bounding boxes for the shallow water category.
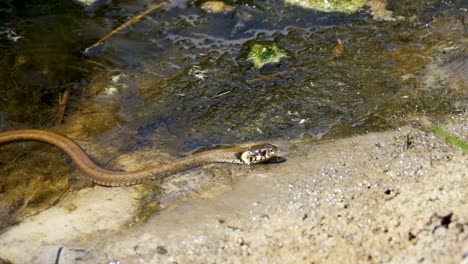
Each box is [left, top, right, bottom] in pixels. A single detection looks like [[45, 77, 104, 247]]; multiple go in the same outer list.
[[1, 0, 466, 144], [0, 0, 466, 230]]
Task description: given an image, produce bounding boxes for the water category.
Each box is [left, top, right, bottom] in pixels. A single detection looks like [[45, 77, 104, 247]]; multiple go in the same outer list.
[[0, 0, 466, 230], [1, 0, 466, 144]]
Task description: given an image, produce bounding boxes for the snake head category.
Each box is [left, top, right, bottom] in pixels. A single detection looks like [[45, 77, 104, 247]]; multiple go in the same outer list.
[[239, 143, 278, 165]]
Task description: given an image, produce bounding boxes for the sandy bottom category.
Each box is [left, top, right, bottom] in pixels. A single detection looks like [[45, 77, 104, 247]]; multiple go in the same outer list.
[[0, 117, 466, 264]]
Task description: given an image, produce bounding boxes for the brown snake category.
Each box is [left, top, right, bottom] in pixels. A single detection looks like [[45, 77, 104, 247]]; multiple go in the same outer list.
[[0, 129, 278, 186]]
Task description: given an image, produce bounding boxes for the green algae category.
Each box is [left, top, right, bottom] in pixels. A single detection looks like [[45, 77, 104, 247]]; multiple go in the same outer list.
[[284, 0, 368, 14], [247, 43, 287, 69]]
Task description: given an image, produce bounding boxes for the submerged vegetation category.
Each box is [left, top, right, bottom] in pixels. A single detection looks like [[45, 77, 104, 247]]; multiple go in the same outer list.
[[247, 43, 288, 69]]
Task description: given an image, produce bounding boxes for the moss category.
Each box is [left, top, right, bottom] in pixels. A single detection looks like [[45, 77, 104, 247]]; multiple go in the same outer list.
[[285, 0, 368, 14], [247, 43, 287, 69]]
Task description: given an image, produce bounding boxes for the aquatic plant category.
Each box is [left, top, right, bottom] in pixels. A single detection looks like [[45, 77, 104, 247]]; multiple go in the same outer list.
[[247, 43, 287, 69]]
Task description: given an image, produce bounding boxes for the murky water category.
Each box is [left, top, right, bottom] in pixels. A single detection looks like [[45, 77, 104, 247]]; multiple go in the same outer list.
[[1, 0, 466, 143], [89, 0, 464, 151], [0, 0, 466, 230]]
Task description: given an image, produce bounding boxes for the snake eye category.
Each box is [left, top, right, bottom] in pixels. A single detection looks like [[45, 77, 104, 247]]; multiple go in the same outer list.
[[261, 149, 267, 156]]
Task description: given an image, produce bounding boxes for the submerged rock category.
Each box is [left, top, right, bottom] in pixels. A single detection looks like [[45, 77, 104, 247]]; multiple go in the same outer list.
[[285, 0, 368, 14], [247, 43, 287, 69]]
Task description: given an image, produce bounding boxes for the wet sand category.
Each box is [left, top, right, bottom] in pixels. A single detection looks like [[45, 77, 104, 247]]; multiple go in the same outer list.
[[0, 116, 466, 263]]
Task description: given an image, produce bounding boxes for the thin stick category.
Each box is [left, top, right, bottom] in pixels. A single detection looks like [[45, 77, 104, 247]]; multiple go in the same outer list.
[[246, 67, 298, 84], [56, 87, 70, 125], [83, 1, 168, 54]]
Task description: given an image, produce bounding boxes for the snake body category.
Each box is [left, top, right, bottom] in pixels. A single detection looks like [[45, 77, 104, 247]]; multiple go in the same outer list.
[[0, 129, 277, 186]]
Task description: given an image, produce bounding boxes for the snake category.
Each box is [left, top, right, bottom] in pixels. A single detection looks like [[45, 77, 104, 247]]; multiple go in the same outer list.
[[0, 129, 278, 186]]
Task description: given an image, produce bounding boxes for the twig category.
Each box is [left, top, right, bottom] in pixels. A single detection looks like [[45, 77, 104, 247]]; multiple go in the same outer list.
[[83, 1, 168, 54], [55, 247, 63, 264], [12, 187, 40, 220], [246, 67, 298, 84], [324, 38, 346, 63], [56, 87, 70, 125]]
